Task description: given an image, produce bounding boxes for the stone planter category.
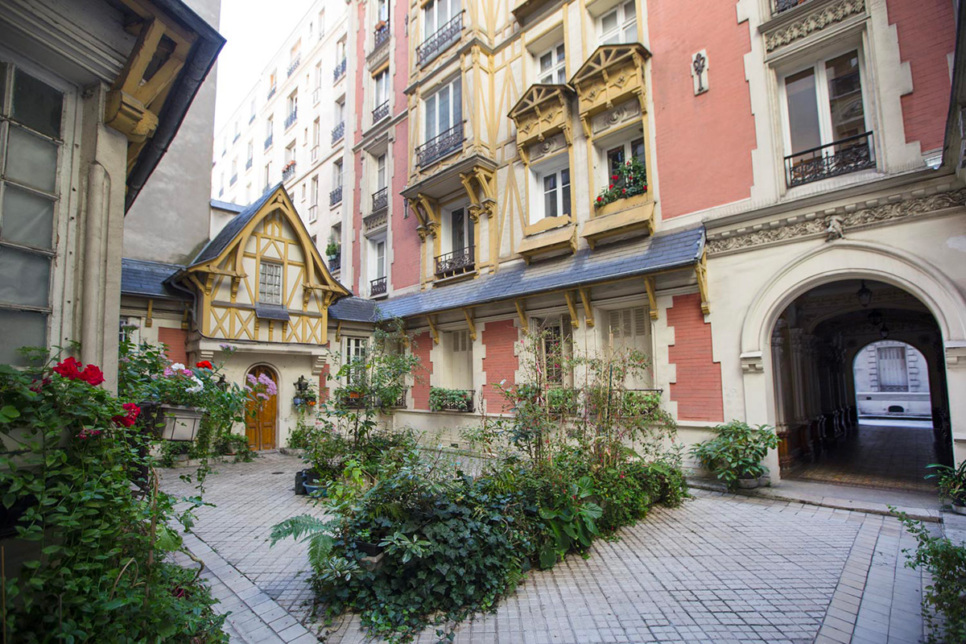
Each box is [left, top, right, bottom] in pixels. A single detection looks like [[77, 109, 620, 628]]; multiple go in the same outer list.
[[737, 475, 767, 490], [951, 502, 966, 516], [159, 405, 205, 442]]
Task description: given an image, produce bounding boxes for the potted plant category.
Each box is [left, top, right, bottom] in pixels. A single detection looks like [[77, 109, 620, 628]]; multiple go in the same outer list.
[[690, 420, 780, 491], [926, 461, 966, 515], [325, 240, 340, 260], [594, 156, 648, 216]]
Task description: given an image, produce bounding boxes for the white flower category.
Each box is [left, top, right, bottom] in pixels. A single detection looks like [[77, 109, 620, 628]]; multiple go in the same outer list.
[[185, 376, 205, 394], [170, 362, 185, 372]]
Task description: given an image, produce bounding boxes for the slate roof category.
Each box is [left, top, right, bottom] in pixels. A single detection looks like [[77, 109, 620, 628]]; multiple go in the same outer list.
[[121, 258, 188, 300], [191, 184, 282, 267], [210, 199, 246, 213], [329, 225, 704, 322]]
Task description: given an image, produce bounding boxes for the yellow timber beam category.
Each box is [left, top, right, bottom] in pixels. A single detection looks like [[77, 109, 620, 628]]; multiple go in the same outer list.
[[644, 276, 658, 320], [564, 291, 580, 329], [578, 288, 594, 328], [462, 308, 477, 342], [514, 299, 528, 333], [145, 298, 154, 327], [427, 315, 440, 345], [695, 251, 710, 315]]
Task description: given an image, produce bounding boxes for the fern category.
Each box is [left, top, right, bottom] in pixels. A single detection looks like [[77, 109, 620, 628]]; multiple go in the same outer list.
[[269, 514, 331, 546]]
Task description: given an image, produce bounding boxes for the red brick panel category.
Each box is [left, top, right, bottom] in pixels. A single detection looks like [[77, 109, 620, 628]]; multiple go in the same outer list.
[[887, 0, 955, 153], [667, 294, 723, 422], [649, 0, 756, 219], [482, 319, 519, 413], [158, 326, 188, 365], [411, 331, 433, 410]]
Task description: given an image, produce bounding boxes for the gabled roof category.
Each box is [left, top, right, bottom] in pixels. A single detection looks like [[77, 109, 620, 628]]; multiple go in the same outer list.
[[570, 43, 652, 87], [508, 83, 576, 120], [121, 258, 188, 300], [191, 184, 281, 267]]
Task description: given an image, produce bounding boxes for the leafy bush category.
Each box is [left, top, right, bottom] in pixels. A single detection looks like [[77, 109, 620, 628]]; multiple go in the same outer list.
[[926, 461, 966, 506], [895, 512, 966, 643], [0, 353, 226, 642], [690, 420, 780, 490], [428, 386, 474, 412]]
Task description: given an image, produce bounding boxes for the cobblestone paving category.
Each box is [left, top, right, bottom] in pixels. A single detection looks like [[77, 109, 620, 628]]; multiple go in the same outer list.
[[162, 453, 933, 644]]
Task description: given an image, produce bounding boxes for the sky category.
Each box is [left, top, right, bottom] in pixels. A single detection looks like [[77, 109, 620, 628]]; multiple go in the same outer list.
[[213, 0, 316, 133]]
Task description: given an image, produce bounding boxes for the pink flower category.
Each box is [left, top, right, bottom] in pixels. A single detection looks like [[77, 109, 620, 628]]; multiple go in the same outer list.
[[163, 367, 175, 377], [257, 393, 269, 401]]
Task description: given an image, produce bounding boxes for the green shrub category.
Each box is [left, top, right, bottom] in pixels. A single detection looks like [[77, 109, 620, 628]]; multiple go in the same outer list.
[[926, 461, 966, 507], [690, 420, 780, 490], [428, 386, 473, 412]]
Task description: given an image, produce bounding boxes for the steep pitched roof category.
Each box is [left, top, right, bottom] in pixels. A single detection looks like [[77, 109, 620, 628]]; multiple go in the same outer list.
[[121, 258, 188, 300], [191, 184, 281, 267]]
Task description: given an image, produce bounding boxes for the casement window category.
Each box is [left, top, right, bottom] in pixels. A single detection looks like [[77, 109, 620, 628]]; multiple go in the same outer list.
[[372, 240, 386, 279], [319, 10, 326, 37], [314, 63, 323, 91], [0, 64, 65, 364], [876, 346, 908, 392], [119, 317, 141, 345], [424, 0, 460, 36], [376, 0, 389, 23], [537, 44, 566, 84], [336, 39, 347, 63], [444, 329, 473, 389], [333, 159, 343, 187], [604, 137, 646, 191], [344, 336, 368, 384], [264, 162, 272, 187], [265, 116, 273, 138], [448, 207, 473, 253], [246, 141, 253, 165], [374, 70, 389, 108], [376, 154, 387, 190], [258, 261, 283, 305], [310, 176, 319, 206], [286, 91, 298, 118], [540, 167, 571, 220], [284, 142, 296, 164], [782, 49, 872, 187], [335, 100, 345, 124], [424, 78, 462, 141], [599, 1, 637, 45]]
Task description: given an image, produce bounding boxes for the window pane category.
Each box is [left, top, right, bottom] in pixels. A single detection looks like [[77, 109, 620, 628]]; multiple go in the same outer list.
[[452, 208, 465, 250], [556, 44, 565, 63], [0, 64, 6, 115], [826, 51, 865, 142], [607, 146, 625, 175], [453, 79, 462, 124], [0, 309, 47, 365], [2, 185, 55, 249], [426, 94, 437, 139], [631, 138, 646, 163], [543, 174, 557, 218], [439, 86, 450, 131], [540, 52, 553, 73], [0, 245, 50, 307], [601, 10, 618, 34], [785, 68, 822, 154], [13, 71, 62, 139], [6, 127, 58, 193], [561, 169, 571, 216]]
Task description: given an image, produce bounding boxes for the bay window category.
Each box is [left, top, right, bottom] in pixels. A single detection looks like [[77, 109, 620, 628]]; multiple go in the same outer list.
[[599, 1, 637, 45]]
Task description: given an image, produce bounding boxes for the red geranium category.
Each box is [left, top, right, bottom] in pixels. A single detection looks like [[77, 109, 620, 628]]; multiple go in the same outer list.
[[80, 364, 105, 386], [196, 360, 214, 370], [53, 356, 82, 380], [112, 402, 141, 427]]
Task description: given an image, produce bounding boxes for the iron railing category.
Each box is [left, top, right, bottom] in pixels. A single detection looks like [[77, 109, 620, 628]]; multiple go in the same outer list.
[[287, 55, 300, 77], [785, 131, 874, 188], [417, 12, 463, 67], [370, 276, 387, 297], [373, 23, 390, 52], [773, 0, 812, 14], [416, 122, 463, 167], [372, 187, 388, 211], [372, 101, 389, 123], [282, 163, 296, 181], [328, 253, 341, 272], [434, 245, 474, 277], [331, 121, 345, 144], [264, 133, 273, 150], [284, 109, 298, 129], [333, 58, 347, 81], [329, 185, 343, 206], [229, 173, 237, 185], [245, 158, 252, 170]]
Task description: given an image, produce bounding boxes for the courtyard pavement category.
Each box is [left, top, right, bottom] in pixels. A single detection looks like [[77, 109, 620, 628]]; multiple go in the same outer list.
[[162, 453, 939, 643]]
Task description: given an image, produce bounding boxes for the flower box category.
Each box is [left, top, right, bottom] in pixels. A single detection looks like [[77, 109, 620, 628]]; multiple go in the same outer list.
[[159, 405, 205, 442], [582, 195, 655, 248]]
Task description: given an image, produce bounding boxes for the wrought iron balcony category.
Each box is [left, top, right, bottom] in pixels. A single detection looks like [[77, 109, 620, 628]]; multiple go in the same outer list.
[[773, 0, 812, 14], [373, 23, 390, 52], [333, 58, 347, 81], [372, 187, 388, 211], [245, 158, 252, 170], [282, 163, 296, 181], [434, 245, 475, 278], [287, 55, 300, 77], [328, 252, 341, 272], [284, 109, 298, 129], [229, 173, 237, 185], [329, 185, 343, 206], [785, 131, 874, 188], [370, 275, 387, 297], [372, 101, 389, 123], [264, 133, 273, 150], [417, 12, 463, 67], [267, 85, 276, 100], [416, 122, 464, 168], [331, 121, 345, 144]]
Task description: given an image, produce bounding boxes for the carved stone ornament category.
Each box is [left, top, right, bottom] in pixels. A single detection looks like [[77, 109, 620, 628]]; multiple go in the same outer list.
[[529, 133, 565, 163], [591, 99, 641, 136], [707, 188, 966, 255], [765, 0, 866, 53], [825, 215, 844, 241]]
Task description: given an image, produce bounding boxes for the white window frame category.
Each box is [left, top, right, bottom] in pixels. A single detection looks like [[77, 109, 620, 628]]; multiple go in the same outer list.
[[530, 153, 572, 224], [537, 43, 566, 84], [424, 77, 461, 142], [344, 336, 368, 384], [333, 159, 344, 188], [375, 154, 387, 191], [373, 69, 389, 108], [441, 204, 473, 255], [599, 0, 638, 45], [258, 261, 284, 305], [424, 0, 460, 39]]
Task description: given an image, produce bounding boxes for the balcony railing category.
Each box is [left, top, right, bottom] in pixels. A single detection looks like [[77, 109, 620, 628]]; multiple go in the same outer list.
[[417, 12, 463, 67], [785, 131, 874, 188], [370, 275, 387, 297], [328, 252, 341, 272], [264, 133, 273, 150], [373, 23, 390, 52], [245, 158, 252, 170], [267, 85, 276, 100], [372, 187, 388, 211], [333, 58, 347, 81], [287, 55, 300, 77], [331, 121, 345, 144], [282, 163, 296, 181], [329, 185, 343, 206], [434, 245, 475, 277], [229, 173, 237, 186], [372, 101, 389, 123], [416, 122, 463, 168], [773, 0, 812, 14], [284, 109, 298, 129]]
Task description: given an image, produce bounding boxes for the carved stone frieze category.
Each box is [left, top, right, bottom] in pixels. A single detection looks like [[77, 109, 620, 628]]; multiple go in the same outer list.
[[529, 133, 566, 163], [707, 188, 966, 255], [591, 99, 641, 136], [765, 0, 866, 53]]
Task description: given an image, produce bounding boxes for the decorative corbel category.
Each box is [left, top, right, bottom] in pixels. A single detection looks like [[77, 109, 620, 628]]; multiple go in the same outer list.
[[462, 308, 477, 341], [335, 320, 342, 343], [145, 299, 154, 328], [578, 288, 594, 328], [564, 291, 580, 329], [644, 275, 658, 320], [427, 315, 440, 345], [695, 250, 710, 315], [181, 303, 190, 330], [515, 299, 528, 334], [230, 275, 240, 302]]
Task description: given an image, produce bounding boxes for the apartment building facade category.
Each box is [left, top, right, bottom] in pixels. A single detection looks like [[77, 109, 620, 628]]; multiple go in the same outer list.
[[211, 0, 349, 271]]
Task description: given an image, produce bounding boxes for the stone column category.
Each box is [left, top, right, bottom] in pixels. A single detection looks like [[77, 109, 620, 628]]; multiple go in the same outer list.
[[771, 328, 793, 469]]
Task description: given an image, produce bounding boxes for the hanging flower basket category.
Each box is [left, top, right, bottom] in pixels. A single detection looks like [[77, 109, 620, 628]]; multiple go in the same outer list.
[[159, 405, 205, 442]]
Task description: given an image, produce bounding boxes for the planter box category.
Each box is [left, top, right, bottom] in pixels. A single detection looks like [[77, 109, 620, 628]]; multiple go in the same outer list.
[[583, 194, 655, 248], [159, 405, 205, 442]]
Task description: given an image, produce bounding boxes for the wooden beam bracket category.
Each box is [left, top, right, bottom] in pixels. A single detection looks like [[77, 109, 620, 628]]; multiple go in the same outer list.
[[514, 299, 528, 333], [695, 250, 710, 315], [644, 275, 658, 320], [564, 291, 580, 329], [578, 288, 594, 328], [427, 315, 440, 345], [462, 308, 477, 341], [145, 298, 154, 328]]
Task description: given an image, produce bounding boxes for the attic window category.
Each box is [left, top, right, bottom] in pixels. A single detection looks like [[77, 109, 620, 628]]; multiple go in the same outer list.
[[259, 261, 283, 305]]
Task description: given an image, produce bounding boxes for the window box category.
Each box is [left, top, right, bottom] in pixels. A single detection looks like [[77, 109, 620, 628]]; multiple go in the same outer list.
[[582, 194, 655, 249], [518, 223, 577, 263]]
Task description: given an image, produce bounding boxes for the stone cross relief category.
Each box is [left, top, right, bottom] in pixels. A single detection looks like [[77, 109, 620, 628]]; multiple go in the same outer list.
[[691, 50, 709, 95]]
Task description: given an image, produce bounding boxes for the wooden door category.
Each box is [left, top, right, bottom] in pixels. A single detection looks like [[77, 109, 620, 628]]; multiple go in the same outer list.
[[245, 366, 278, 450]]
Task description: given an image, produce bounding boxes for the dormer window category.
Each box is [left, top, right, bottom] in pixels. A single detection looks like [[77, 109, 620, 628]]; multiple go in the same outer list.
[[599, 1, 637, 45]]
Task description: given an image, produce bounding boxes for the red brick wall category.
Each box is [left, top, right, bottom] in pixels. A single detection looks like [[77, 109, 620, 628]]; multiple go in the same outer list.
[[411, 331, 433, 410], [649, 0, 756, 219], [887, 0, 955, 153], [482, 320, 519, 413], [667, 294, 723, 422], [158, 326, 188, 365]]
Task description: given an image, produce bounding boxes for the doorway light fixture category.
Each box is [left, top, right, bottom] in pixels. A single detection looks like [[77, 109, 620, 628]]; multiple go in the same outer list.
[[868, 309, 883, 326], [879, 325, 890, 339], [856, 280, 872, 307]]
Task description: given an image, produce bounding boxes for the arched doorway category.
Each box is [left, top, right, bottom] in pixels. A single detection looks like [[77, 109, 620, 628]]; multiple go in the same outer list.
[[245, 365, 278, 450], [768, 279, 952, 491]]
